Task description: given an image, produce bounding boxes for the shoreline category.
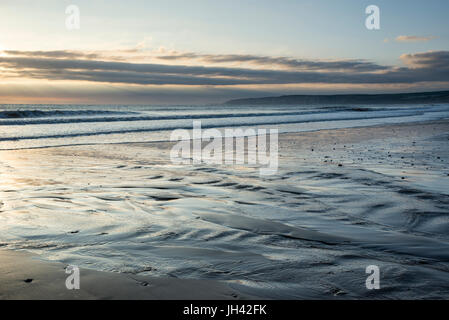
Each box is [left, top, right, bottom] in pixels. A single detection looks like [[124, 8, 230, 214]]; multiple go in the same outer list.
[[0, 118, 447, 152]]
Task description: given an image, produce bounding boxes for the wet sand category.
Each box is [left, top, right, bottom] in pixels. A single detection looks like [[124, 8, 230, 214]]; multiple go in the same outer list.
[[0, 249, 255, 300], [1, 119, 449, 299]]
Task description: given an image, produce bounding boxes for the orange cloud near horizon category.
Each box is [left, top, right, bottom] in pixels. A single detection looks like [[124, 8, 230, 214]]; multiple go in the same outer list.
[[396, 35, 436, 42]]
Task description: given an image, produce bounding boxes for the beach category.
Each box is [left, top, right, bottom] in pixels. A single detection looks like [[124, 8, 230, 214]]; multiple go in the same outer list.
[[1, 116, 449, 299], [0, 249, 253, 300]]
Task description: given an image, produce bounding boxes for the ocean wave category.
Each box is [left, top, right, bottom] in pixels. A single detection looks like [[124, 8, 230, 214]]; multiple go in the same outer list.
[[0, 109, 376, 126], [0, 111, 433, 142], [0, 105, 443, 126], [0, 109, 136, 119]]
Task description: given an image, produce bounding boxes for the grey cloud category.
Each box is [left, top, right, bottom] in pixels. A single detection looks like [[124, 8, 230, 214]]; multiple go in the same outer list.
[[401, 51, 449, 69], [0, 51, 448, 86], [157, 53, 389, 72]]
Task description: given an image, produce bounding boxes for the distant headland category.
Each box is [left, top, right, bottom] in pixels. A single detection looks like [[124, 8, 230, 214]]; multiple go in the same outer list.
[[225, 90, 449, 105]]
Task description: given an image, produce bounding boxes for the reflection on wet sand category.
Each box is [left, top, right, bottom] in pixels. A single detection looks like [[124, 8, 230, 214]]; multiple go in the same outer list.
[[1, 120, 449, 299]]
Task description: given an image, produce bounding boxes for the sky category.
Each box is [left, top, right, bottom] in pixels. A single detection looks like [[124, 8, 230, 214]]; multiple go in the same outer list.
[[0, 0, 448, 104]]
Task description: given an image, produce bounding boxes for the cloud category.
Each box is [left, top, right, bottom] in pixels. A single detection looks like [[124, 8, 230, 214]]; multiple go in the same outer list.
[[396, 35, 435, 42], [0, 50, 448, 87], [156, 52, 388, 72], [400, 51, 449, 69], [7, 49, 389, 72], [3, 50, 101, 60]]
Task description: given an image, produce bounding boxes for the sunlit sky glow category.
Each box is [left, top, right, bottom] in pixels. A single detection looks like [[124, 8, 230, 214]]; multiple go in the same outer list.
[[1, 0, 448, 104]]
